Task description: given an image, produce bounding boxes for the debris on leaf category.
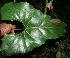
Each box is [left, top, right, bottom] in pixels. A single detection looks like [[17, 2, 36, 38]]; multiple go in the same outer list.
[[50, 19, 61, 23], [0, 23, 16, 36]]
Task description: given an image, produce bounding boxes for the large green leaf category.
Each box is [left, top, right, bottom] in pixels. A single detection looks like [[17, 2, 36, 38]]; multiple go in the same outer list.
[[0, 2, 66, 56]]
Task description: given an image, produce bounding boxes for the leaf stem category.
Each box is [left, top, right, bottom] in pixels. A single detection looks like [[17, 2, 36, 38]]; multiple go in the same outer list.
[[14, 29, 23, 30]]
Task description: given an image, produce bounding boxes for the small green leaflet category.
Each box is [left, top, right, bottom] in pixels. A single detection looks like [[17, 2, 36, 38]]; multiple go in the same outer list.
[[0, 2, 66, 56]]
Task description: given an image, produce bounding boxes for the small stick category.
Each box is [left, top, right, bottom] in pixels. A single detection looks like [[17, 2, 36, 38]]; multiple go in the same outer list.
[[13, 0, 17, 4], [44, 0, 48, 14]]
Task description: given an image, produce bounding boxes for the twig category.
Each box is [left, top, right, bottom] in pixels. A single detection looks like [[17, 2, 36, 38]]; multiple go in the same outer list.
[[44, 0, 48, 14], [13, 0, 17, 4]]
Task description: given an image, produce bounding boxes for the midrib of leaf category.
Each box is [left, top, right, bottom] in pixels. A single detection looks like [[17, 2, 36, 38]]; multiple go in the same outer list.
[[25, 27, 54, 29]]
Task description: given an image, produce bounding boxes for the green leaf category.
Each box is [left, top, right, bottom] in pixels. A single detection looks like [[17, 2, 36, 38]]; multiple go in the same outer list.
[[56, 51, 61, 58], [0, 2, 66, 56]]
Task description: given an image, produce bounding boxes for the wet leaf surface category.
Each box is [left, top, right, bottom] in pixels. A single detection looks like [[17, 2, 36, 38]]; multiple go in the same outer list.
[[0, 0, 70, 58], [0, 2, 66, 56]]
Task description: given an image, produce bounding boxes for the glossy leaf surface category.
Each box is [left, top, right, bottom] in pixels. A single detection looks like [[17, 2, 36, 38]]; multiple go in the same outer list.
[[0, 2, 66, 56]]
